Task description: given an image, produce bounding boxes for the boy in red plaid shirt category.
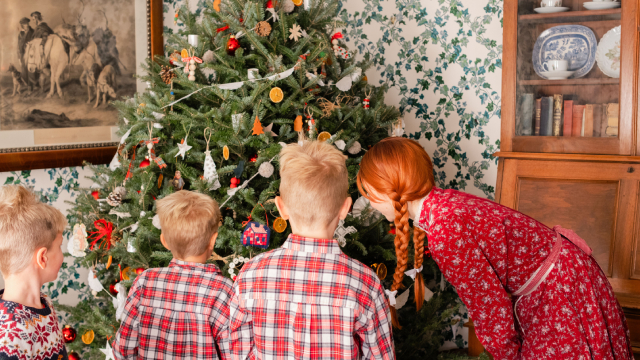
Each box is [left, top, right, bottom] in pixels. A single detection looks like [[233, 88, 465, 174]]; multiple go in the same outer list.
[[229, 141, 396, 360], [113, 191, 234, 359]]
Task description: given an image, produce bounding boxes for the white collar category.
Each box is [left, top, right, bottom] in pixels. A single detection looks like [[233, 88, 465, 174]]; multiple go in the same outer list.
[[412, 194, 430, 230]]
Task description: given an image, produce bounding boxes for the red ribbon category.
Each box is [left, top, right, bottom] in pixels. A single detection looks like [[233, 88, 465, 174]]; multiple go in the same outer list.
[[216, 25, 230, 33], [182, 57, 203, 64], [89, 219, 114, 250], [331, 32, 344, 41], [125, 145, 137, 179]]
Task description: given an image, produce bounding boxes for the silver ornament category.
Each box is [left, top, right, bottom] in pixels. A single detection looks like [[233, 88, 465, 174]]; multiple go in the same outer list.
[[258, 162, 275, 178], [282, 0, 295, 13], [202, 50, 215, 63], [347, 141, 362, 154]]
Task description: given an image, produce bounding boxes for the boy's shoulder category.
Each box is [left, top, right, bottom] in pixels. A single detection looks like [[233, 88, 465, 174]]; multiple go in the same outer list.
[[136, 262, 234, 294]]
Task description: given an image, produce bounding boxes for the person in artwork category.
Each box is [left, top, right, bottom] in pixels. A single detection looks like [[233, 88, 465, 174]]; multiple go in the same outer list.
[[17, 17, 34, 88], [357, 137, 634, 360], [29, 11, 54, 89]]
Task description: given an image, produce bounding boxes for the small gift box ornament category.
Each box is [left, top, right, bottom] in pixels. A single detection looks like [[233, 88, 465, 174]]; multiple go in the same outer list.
[[241, 221, 271, 249]]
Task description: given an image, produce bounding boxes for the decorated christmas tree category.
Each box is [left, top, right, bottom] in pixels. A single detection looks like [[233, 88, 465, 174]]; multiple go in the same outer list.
[[59, 0, 468, 358]]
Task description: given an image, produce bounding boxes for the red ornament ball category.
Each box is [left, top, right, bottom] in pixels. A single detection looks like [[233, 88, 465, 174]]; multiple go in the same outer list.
[[230, 177, 240, 185], [388, 225, 396, 235], [68, 352, 81, 360], [62, 325, 77, 343], [91, 190, 100, 200], [249, 154, 258, 162], [227, 35, 240, 55], [135, 267, 145, 275], [139, 158, 151, 168], [424, 249, 432, 260], [109, 283, 118, 295]]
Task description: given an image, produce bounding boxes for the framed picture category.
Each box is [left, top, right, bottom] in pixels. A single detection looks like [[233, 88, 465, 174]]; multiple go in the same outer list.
[[0, 0, 163, 171]]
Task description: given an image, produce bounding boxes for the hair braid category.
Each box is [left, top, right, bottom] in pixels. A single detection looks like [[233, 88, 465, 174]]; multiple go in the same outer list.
[[413, 228, 426, 311], [389, 192, 410, 329]]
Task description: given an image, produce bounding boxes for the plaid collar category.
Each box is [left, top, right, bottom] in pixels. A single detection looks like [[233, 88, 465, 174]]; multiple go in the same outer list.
[[169, 258, 221, 274], [282, 234, 342, 254]]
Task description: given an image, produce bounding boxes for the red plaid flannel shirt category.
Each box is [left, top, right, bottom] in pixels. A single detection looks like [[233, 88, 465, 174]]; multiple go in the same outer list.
[[229, 234, 395, 360], [113, 259, 234, 360]]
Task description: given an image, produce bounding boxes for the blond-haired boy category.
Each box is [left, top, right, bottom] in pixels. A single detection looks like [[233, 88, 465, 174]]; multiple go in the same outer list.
[[113, 191, 233, 360], [0, 185, 68, 359], [229, 141, 396, 359]]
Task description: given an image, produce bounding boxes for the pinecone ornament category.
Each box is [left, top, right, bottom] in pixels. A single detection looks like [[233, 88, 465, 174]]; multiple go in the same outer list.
[[106, 187, 127, 206], [256, 21, 272, 37], [160, 66, 177, 84]]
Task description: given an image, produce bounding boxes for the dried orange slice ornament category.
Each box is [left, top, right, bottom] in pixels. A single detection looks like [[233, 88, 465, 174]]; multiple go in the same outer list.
[[273, 217, 288, 233], [269, 87, 284, 103], [317, 132, 331, 142], [223, 145, 230, 160], [181, 49, 189, 58], [371, 263, 388, 281], [81, 330, 95, 345], [105, 255, 113, 269], [292, 0, 303, 5]]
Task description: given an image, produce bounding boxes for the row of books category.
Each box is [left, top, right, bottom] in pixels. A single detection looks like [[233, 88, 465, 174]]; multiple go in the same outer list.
[[516, 94, 619, 137]]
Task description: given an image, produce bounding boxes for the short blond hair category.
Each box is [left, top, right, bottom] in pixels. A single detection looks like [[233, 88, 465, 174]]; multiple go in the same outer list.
[[155, 191, 221, 258], [0, 185, 67, 275], [279, 141, 349, 227]]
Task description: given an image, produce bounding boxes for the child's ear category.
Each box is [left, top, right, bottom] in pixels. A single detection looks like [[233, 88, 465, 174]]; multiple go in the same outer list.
[[35, 247, 48, 270], [339, 197, 353, 220], [209, 232, 219, 251], [160, 234, 171, 251], [275, 196, 289, 220]]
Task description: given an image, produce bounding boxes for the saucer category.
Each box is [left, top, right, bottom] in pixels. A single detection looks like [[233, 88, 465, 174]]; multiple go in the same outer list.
[[534, 6, 571, 13], [539, 70, 575, 80], [583, 2, 621, 10]]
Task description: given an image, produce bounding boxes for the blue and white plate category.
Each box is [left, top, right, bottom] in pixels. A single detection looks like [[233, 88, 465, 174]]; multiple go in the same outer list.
[[532, 25, 597, 80]]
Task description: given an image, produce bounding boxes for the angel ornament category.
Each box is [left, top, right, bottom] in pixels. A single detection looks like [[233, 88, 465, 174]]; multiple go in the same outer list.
[[203, 128, 221, 190]]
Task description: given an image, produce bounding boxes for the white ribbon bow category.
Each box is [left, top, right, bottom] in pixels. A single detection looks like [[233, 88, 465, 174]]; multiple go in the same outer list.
[[404, 265, 423, 280], [385, 289, 398, 306]]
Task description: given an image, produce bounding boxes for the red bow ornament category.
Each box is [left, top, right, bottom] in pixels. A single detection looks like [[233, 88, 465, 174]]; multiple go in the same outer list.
[[89, 219, 114, 250]]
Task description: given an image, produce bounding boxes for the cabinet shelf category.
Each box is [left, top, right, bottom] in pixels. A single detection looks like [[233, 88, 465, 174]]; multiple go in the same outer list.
[[519, 8, 621, 22], [520, 78, 621, 86]]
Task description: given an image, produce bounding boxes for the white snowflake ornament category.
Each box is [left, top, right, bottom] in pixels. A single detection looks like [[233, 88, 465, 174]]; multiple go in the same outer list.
[[334, 219, 357, 247], [67, 224, 89, 257], [289, 23, 302, 41]]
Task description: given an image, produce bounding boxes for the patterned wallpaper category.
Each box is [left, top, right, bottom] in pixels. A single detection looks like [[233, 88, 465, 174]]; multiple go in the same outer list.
[[0, 0, 503, 349]]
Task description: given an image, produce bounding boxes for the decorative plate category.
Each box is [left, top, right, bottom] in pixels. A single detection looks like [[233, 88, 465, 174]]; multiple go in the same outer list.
[[596, 25, 621, 78], [583, 1, 621, 10], [534, 7, 570, 13], [532, 25, 597, 80]]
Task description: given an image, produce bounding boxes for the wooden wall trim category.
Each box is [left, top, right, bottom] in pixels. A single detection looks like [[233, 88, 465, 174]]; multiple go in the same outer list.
[[500, 0, 518, 152], [0, 147, 117, 172], [494, 152, 640, 163]]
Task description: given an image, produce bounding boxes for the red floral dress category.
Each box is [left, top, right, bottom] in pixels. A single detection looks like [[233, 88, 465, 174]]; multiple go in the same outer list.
[[415, 187, 633, 360]]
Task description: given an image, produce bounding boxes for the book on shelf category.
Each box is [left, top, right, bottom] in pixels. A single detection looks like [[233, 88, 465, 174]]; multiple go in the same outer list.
[[606, 103, 619, 137], [583, 104, 594, 137], [539, 97, 554, 136], [563, 100, 573, 137], [516, 94, 534, 136], [552, 94, 563, 136], [534, 98, 542, 136], [572, 105, 585, 137], [592, 104, 604, 137]]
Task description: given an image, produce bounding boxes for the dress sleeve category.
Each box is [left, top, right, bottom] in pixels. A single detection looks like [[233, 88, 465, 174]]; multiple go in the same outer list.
[[428, 216, 521, 360], [354, 284, 395, 360], [113, 277, 142, 360]]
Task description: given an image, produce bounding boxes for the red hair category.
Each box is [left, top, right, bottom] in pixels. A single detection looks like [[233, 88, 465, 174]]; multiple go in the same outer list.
[[357, 137, 435, 328]]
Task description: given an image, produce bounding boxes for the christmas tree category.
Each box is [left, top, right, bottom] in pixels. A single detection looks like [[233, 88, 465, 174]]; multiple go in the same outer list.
[[59, 0, 468, 358]]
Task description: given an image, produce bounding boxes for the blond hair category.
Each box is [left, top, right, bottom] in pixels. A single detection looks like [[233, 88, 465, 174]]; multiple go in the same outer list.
[[0, 185, 67, 275], [155, 191, 221, 258], [279, 141, 349, 227]]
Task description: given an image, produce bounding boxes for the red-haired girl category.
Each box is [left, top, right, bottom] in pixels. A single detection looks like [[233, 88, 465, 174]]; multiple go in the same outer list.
[[357, 137, 633, 360]]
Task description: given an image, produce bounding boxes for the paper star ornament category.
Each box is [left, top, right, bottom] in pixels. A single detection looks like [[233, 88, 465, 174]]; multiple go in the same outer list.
[[175, 136, 193, 159], [100, 340, 116, 360]]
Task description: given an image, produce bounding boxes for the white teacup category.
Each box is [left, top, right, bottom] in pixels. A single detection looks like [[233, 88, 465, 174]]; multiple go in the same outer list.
[[543, 60, 568, 72], [593, 0, 616, 2], [541, 0, 562, 7]]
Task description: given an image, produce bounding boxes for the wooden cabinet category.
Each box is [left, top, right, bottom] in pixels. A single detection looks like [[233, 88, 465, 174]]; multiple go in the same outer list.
[[496, 0, 640, 355]]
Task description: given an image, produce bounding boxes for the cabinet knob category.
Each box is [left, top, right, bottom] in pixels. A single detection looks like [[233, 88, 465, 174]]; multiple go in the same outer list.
[[628, 167, 635, 173]]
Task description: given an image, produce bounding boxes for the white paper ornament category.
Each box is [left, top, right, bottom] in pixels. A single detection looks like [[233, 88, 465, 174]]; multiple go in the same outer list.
[[204, 150, 222, 190], [88, 268, 105, 294], [232, 113, 243, 132], [152, 112, 165, 120], [152, 215, 161, 229], [334, 140, 346, 150], [335, 75, 353, 91], [175, 135, 193, 159], [67, 224, 89, 257], [113, 282, 127, 322], [351, 197, 381, 225], [394, 288, 411, 309], [334, 219, 356, 247], [258, 162, 275, 177], [109, 128, 133, 171], [109, 210, 131, 219], [153, 122, 164, 129], [347, 141, 362, 154], [127, 236, 137, 253], [424, 285, 434, 302], [303, 0, 310, 10], [100, 340, 116, 360]]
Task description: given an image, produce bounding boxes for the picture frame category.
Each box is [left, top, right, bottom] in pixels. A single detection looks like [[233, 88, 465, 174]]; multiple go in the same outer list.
[[0, 0, 164, 172]]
